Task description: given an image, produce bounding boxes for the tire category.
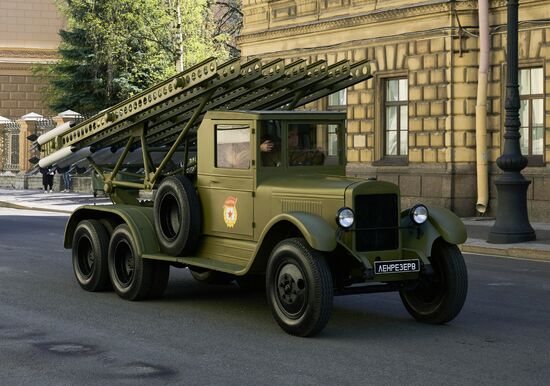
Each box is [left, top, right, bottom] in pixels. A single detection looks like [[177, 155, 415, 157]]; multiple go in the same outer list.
[[189, 268, 234, 285], [154, 175, 201, 256], [266, 238, 333, 337], [108, 224, 154, 301], [399, 239, 468, 324], [72, 219, 111, 292]]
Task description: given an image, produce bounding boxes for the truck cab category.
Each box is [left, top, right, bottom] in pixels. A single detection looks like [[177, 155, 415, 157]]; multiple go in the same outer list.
[[196, 110, 346, 240]]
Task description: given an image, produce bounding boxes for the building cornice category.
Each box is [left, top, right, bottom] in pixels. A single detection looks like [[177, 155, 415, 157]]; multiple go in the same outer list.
[[239, 0, 453, 44], [238, 0, 535, 44], [0, 62, 35, 71], [0, 48, 59, 60]]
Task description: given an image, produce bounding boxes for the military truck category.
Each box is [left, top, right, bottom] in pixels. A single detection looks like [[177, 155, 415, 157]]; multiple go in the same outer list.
[[35, 57, 467, 337]]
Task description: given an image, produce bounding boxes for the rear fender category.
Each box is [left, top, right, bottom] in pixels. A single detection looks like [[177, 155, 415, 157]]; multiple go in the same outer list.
[[64, 205, 160, 256]]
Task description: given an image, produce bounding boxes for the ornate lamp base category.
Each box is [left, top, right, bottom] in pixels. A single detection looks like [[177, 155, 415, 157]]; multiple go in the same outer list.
[[488, 174, 536, 243]]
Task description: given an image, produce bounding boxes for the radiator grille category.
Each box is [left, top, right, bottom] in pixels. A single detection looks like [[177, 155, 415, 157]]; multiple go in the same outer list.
[[354, 194, 399, 252]]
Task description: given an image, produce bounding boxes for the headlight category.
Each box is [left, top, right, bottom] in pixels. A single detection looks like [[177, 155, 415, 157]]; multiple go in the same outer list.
[[336, 207, 355, 228], [410, 204, 428, 224]]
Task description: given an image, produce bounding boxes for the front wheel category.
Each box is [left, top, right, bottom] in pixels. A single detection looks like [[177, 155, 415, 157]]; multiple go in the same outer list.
[[399, 240, 468, 324], [266, 238, 333, 337]]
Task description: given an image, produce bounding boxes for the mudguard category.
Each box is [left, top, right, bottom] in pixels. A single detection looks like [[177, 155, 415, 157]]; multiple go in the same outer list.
[[258, 212, 337, 252], [64, 205, 160, 256], [400, 205, 466, 260]]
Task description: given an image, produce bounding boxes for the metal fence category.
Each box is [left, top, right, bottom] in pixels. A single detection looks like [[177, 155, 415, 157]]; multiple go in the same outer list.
[[0, 115, 93, 173], [0, 120, 21, 173]]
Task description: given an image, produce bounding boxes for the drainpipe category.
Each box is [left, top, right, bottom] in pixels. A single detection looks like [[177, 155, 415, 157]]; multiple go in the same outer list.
[[449, 1, 457, 213], [476, 0, 490, 214]]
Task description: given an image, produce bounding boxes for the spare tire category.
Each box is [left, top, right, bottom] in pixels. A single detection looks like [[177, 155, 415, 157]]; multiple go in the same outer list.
[[154, 175, 201, 256]]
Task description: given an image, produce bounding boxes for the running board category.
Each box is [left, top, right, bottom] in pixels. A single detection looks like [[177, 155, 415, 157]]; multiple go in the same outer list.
[[142, 253, 247, 275]]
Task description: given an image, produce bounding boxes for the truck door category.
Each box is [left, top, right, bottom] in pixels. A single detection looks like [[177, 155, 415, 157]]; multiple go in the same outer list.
[[197, 121, 255, 239]]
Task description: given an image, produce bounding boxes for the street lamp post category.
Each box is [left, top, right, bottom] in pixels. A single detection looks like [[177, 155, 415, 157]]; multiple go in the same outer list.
[[488, 0, 536, 243]]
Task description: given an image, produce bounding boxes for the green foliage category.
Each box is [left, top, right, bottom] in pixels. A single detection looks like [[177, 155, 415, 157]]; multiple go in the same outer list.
[[40, 0, 240, 114]]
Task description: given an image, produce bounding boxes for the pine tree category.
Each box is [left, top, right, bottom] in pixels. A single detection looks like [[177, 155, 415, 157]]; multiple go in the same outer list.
[[46, 27, 107, 114]]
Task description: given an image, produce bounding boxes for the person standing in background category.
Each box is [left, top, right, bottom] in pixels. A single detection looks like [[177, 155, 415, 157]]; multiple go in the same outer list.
[[62, 168, 72, 192], [40, 166, 55, 193]]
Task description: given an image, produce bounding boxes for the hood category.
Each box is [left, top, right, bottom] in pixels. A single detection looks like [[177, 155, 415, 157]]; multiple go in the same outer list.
[[261, 174, 361, 196]]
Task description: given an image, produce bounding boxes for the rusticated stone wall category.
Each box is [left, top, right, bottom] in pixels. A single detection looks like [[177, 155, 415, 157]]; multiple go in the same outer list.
[[0, 0, 63, 117], [238, 0, 550, 220], [0, 70, 52, 117]]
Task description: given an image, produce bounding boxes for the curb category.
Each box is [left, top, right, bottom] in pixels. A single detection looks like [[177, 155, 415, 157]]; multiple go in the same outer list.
[[0, 201, 73, 214], [460, 239, 550, 262]]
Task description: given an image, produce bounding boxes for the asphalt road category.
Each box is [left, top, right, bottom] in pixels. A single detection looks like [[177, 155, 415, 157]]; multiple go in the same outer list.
[[1, 208, 549, 385]]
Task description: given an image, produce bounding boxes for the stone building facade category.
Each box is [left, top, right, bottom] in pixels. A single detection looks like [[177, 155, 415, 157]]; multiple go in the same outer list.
[[238, 0, 550, 220], [0, 0, 63, 117]]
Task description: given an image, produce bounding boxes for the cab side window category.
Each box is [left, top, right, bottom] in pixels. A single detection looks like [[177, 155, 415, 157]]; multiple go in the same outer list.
[[287, 123, 326, 167], [215, 124, 251, 169]]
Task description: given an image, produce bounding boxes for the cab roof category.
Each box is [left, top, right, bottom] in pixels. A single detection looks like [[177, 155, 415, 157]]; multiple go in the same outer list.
[[204, 110, 347, 121]]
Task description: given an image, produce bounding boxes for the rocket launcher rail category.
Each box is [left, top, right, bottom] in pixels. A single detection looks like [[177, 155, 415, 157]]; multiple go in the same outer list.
[[36, 56, 371, 195]]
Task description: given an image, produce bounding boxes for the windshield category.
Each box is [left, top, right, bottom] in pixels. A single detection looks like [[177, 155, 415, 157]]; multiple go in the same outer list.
[[259, 120, 342, 167]]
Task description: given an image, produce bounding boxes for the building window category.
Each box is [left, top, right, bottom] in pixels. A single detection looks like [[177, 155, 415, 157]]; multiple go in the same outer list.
[[327, 89, 347, 109], [384, 78, 408, 156], [519, 67, 544, 163], [321, 0, 351, 9]]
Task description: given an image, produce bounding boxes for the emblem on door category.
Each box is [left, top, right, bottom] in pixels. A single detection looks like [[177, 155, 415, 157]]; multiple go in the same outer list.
[[223, 196, 238, 228]]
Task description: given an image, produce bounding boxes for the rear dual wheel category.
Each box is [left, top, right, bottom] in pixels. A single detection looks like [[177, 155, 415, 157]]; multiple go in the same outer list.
[[107, 224, 170, 300], [72, 220, 111, 292]]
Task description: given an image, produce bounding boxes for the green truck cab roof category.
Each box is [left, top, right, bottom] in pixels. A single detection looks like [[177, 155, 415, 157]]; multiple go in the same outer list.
[[204, 110, 347, 121]]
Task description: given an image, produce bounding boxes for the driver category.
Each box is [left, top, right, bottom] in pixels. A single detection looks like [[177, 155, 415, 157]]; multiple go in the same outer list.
[[287, 127, 324, 166], [260, 127, 325, 167]]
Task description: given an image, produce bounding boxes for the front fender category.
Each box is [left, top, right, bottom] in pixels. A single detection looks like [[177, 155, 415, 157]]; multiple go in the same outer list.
[[401, 205, 466, 259], [426, 206, 467, 245], [64, 205, 160, 256], [258, 212, 337, 252]]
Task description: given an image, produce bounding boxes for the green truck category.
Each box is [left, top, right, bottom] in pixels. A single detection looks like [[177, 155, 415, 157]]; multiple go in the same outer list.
[[35, 57, 467, 336]]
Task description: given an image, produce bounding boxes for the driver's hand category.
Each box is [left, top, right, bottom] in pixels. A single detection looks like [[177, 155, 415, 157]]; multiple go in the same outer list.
[[260, 140, 274, 152]]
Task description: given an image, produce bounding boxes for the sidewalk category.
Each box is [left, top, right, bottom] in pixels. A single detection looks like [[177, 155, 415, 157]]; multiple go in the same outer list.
[[1, 188, 549, 262], [461, 218, 550, 262], [0, 188, 110, 213]]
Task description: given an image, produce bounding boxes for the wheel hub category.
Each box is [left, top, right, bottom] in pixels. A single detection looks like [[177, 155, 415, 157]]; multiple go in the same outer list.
[[87, 250, 95, 270], [77, 236, 94, 278], [160, 193, 181, 240], [276, 263, 307, 316], [114, 240, 135, 287], [125, 257, 134, 273]]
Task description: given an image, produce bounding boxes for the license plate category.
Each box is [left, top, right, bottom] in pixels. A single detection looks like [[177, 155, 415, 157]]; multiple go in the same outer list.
[[374, 259, 420, 275]]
